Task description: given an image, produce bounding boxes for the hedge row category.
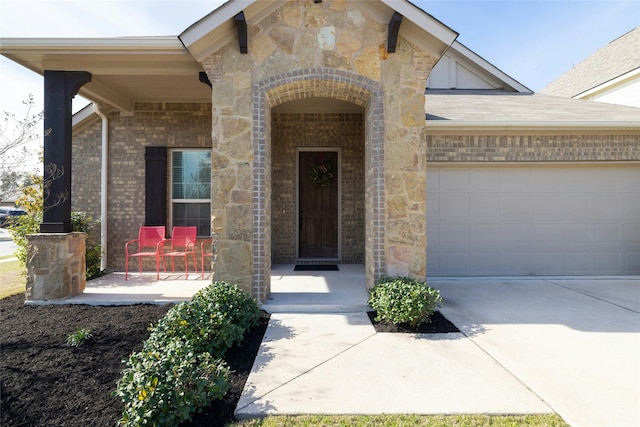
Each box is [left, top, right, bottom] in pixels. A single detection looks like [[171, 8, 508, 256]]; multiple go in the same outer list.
[[113, 282, 261, 426]]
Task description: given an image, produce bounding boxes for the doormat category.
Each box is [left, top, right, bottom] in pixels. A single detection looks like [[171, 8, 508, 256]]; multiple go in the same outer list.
[[294, 265, 339, 271]]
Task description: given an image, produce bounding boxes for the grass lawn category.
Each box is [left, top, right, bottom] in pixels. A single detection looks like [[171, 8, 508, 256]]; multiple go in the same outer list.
[[0, 258, 25, 299], [228, 414, 568, 426]]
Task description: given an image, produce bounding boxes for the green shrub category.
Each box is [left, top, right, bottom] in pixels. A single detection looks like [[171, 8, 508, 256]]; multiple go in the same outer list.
[[114, 281, 260, 426], [192, 281, 261, 344], [368, 277, 442, 327], [146, 281, 261, 358], [115, 338, 230, 426]]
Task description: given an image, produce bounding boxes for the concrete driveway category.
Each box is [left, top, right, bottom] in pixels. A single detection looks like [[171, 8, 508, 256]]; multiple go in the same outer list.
[[432, 277, 640, 427], [238, 272, 640, 427]]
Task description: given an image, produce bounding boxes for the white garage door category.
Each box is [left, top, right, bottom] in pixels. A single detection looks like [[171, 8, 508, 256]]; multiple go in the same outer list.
[[426, 164, 640, 276]]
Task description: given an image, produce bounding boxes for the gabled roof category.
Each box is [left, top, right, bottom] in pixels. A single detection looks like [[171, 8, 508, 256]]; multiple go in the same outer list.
[[425, 90, 640, 131], [1, 0, 461, 113], [427, 41, 531, 93], [540, 27, 640, 99], [180, 0, 458, 62]]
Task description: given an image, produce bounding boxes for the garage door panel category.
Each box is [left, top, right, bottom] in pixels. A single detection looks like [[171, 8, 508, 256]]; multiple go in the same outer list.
[[531, 169, 562, 191], [565, 252, 591, 273], [427, 168, 440, 191], [441, 224, 469, 245], [565, 224, 590, 244], [470, 169, 500, 190], [594, 224, 620, 244], [500, 169, 530, 190], [500, 224, 531, 246], [534, 252, 564, 274], [470, 252, 500, 274], [594, 251, 621, 273], [623, 224, 640, 244], [501, 195, 532, 217], [471, 194, 500, 216], [534, 194, 566, 218], [594, 195, 621, 219], [563, 196, 592, 219], [501, 252, 531, 273], [534, 224, 565, 246], [441, 252, 469, 274], [470, 224, 500, 247], [427, 165, 640, 276], [441, 169, 470, 190], [441, 196, 470, 217], [426, 195, 440, 218], [599, 168, 639, 191], [624, 252, 640, 273], [561, 169, 596, 192], [622, 196, 640, 217]]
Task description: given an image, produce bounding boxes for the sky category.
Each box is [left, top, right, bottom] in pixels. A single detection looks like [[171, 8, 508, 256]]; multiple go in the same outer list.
[[0, 0, 638, 150]]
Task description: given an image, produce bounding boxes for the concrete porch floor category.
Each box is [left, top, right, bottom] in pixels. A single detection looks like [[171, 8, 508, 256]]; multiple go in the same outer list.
[[28, 264, 369, 307], [25, 271, 213, 305]]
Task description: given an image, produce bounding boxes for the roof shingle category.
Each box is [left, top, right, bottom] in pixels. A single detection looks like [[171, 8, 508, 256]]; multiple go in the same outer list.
[[539, 27, 640, 98]]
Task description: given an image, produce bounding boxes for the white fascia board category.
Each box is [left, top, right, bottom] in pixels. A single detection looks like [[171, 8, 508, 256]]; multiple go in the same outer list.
[[449, 42, 532, 94], [72, 103, 97, 127], [179, 1, 252, 48], [180, 0, 287, 61], [424, 120, 640, 131], [575, 68, 640, 99], [380, 0, 457, 46], [0, 37, 185, 53]]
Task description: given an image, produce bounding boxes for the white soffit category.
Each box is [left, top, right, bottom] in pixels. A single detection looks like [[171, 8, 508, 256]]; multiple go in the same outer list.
[[0, 37, 210, 112]]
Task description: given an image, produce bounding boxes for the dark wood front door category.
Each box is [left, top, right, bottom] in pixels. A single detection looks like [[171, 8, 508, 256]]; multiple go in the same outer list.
[[299, 151, 338, 258]]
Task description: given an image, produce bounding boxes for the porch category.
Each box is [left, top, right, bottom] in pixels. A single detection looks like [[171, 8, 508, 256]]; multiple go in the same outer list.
[[24, 264, 369, 310]]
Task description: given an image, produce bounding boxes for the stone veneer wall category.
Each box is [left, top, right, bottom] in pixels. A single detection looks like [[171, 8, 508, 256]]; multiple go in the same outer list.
[[202, 0, 437, 300], [271, 112, 365, 263], [72, 103, 212, 271], [26, 232, 86, 301], [426, 134, 640, 162]]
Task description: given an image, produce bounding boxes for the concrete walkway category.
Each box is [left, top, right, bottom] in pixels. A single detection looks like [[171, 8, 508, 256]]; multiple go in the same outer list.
[[237, 269, 640, 427], [22, 262, 640, 426]]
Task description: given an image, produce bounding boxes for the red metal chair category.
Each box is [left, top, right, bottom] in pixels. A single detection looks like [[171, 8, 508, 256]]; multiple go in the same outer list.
[[163, 226, 198, 279], [125, 226, 166, 280], [200, 238, 214, 279]]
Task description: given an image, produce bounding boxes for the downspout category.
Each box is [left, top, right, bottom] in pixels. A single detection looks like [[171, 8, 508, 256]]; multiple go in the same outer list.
[[93, 103, 108, 271]]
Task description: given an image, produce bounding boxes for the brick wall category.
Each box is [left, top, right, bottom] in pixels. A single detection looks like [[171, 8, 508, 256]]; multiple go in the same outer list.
[[271, 112, 365, 264], [426, 134, 640, 162], [72, 103, 212, 271]]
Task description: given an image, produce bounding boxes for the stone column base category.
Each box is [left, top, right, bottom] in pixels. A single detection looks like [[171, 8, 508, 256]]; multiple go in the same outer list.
[[25, 232, 86, 301]]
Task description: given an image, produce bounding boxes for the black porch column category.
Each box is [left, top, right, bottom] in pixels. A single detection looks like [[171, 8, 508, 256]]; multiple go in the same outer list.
[[40, 70, 92, 233]]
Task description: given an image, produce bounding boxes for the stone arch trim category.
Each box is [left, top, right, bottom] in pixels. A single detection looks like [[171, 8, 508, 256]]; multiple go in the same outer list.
[[252, 68, 385, 300]]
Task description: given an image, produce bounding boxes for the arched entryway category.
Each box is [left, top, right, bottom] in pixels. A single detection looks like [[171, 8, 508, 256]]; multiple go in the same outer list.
[[252, 68, 385, 301]]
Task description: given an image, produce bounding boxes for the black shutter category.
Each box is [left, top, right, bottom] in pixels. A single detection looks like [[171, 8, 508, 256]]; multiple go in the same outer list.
[[144, 146, 167, 226]]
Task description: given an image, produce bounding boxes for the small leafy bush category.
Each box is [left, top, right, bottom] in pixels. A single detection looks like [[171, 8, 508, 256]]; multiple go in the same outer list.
[[66, 328, 93, 347], [114, 281, 261, 427], [146, 281, 261, 358], [115, 338, 230, 426], [368, 277, 442, 327]]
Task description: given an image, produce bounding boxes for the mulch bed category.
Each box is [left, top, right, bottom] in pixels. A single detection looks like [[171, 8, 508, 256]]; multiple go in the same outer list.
[[1, 293, 459, 427], [0, 293, 269, 427], [368, 310, 460, 333]]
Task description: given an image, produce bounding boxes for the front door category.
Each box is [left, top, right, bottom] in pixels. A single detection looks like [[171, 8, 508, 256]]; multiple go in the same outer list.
[[299, 151, 338, 259]]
